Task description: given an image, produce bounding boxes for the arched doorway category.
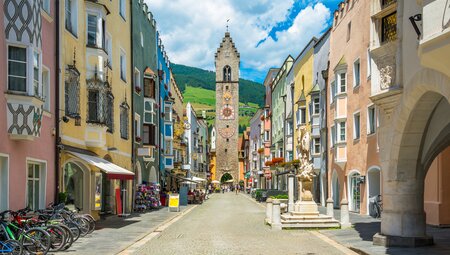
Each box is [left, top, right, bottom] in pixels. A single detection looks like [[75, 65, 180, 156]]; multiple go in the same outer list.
[[367, 167, 381, 215], [331, 170, 340, 208], [63, 161, 88, 212], [348, 170, 361, 213], [149, 166, 157, 183], [220, 173, 233, 183]]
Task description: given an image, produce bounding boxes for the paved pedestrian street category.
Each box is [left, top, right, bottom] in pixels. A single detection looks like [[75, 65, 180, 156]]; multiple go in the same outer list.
[[131, 193, 353, 255]]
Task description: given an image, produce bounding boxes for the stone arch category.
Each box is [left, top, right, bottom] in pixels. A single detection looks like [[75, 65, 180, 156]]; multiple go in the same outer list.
[[135, 162, 142, 185], [378, 68, 450, 243], [366, 166, 381, 215], [62, 159, 90, 213], [331, 169, 340, 208], [149, 166, 157, 183], [347, 169, 361, 212]]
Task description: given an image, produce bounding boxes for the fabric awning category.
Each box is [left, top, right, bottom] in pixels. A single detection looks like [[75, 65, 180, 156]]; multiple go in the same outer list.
[[69, 152, 134, 180], [190, 176, 206, 182]]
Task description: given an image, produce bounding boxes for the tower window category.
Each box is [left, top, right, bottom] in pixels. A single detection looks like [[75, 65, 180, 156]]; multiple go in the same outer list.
[[223, 65, 231, 81]]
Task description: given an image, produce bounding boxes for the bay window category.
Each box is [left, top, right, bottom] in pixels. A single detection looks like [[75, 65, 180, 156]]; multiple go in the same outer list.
[[8, 46, 27, 92], [120, 103, 129, 139]]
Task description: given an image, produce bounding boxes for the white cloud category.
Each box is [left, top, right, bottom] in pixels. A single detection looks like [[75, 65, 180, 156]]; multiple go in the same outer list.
[[145, 0, 330, 81]]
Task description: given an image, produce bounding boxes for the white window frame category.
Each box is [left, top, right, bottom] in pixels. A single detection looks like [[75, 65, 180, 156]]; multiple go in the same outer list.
[[164, 102, 172, 122], [367, 49, 372, 79], [143, 99, 156, 125], [264, 131, 270, 142], [134, 113, 141, 141], [33, 51, 42, 97], [42, 66, 50, 112], [120, 49, 126, 82], [330, 125, 336, 147], [65, 0, 78, 36], [43, 0, 51, 14], [353, 112, 361, 140], [7, 45, 28, 93], [134, 68, 141, 91], [105, 32, 112, 67], [313, 97, 320, 115], [86, 13, 98, 47], [119, 0, 126, 20], [353, 58, 360, 87], [337, 71, 347, 94], [367, 105, 377, 135], [313, 138, 320, 155], [337, 121, 346, 143], [25, 159, 47, 210], [299, 107, 306, 125], [330, 80, 336, 104]]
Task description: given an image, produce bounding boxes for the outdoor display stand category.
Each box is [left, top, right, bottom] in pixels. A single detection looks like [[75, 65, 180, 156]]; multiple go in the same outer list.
[[134, 183, 161, 212], [168, 194, 180, 212], [179, 186, 188, 206]]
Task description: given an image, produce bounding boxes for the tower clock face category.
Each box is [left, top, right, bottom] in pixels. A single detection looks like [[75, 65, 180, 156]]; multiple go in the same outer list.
[[220, 105, 234, 120]]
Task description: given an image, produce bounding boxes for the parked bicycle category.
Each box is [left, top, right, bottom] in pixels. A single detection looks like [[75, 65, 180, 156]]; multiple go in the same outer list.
[[369, 195, 382, 218]]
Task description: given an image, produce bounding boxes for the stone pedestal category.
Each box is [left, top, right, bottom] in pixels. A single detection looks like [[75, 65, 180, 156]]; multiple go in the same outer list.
[[288, 174, 295, 212], [326, 198, 334, 217], [296, 201, 319, 216], [340, 198, 351, 228], [271, 199, 282, 230], [265, 198, 273, 224]]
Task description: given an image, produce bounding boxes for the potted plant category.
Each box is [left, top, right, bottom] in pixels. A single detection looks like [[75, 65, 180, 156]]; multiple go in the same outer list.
[[135, 86, 142, 93]]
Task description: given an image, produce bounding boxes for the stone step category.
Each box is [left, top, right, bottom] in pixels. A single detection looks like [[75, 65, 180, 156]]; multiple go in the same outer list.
[[281, 222, 341, 229], [281, 215, 335, 221], [281, 218, 340, 224]]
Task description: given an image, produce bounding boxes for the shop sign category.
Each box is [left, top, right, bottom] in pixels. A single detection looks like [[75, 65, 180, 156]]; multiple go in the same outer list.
[[168, 194, 180, 212]]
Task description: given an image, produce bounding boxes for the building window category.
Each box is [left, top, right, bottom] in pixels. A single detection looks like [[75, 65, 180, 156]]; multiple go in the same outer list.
[[43, 0, 50, 14], [143, 124, 156, 145], [297, 107, 306, 125], [87, 79, 111, 125], [337, 72, 346, 93], [42, 67, 50, 112], [120, 50, 126, 82], [119, 0, 126, 19], [367, 49, 371, 79], [264, 131, 270, 141], [354, 112, 360, 140], [144, 77, 155, 98], [353, 59, 360, 87], [338, 121, 346, 142], [313, 97, 320, 115], [87, 14, 97, 47], [264, 109, 269, 118], [331, 125, 336, 147], [105, 33, 112, 67], [330, 80, 336, 104], [381, 12, 397, 43], [313, 138, 320, 154], [368, 106, 376, 134], [27, 163, 44, 210], [134, 68, 141, 91], [347, 22, 351, 42], [144, 100, 156, 124], [65, 0, 77, 36], [106, 93, 114, 132], [134, 114, 141, 141], [65, 68, 80, 117], [223, 65, 231, 82], [7, 46, 27, 92], [33, 52, 41, 97], [120, 103, 129, 139], [164, 102, 172, 122]]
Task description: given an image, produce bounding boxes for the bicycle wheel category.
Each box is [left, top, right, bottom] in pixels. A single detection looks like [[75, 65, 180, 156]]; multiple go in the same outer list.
[[46, 225, 67, 252], [3, 240, 23, 255], [65, 222, 81, 242], [58, 224, 74, 251], [72, 217, 90, 237], [81, 215, 96, 234], [21, 228, 51, 255]]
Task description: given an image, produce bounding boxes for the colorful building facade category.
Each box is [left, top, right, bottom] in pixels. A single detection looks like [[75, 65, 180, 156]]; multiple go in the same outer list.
[[1, 0, 56, 210]]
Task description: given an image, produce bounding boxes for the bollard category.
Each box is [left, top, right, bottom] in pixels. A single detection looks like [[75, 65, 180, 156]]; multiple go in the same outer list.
[[326, 198, 334, 218], [271, 199, 282, 230], [340, 198, 351, 228], [266, 198, 273, 224]]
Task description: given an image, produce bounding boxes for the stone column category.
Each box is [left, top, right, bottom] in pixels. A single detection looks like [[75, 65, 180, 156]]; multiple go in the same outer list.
[[340, 198, 351, 228], [326, 198, 334, 218], [288, 174, 295, 212], [265, 198, 273, 224], [271, 199, 282, 230]]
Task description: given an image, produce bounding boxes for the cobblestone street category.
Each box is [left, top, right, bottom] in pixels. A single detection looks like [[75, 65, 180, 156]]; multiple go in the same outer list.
[[131, 193, 353, 255]]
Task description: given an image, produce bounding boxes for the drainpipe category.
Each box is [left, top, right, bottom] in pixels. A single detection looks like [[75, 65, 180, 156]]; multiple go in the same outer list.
[[54, 0, 61, 204], [281, 94, 287, 191], [321, 63, 329, 202], [129, 0, 135, 212]]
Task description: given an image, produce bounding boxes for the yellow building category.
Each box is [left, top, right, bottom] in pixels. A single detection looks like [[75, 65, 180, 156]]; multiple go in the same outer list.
[[289, 38, 317, 158], [59, 0, 133, 218]]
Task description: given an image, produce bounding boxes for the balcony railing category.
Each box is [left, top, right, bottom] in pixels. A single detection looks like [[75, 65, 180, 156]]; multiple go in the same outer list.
[[381, 12, 397, 44]]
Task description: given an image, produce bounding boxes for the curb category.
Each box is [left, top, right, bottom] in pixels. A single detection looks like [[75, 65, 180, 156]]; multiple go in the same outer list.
[[116, 205, 198, 255], [239, 193, 266, 209], [310, 231, 360, 255]]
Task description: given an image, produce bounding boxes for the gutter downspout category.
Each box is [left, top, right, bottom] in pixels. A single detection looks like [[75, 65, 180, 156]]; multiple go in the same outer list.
[[321, 63, 330, 202], [129, 0, 135, 213], [55, 0, 61, 203]]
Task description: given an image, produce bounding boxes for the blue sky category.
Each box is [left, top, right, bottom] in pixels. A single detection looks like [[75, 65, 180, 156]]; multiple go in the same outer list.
[[148, 0, 340, 83]]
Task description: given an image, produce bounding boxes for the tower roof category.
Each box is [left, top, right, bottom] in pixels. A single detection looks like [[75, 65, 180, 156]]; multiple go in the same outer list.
[[215, 32, 240, 59]]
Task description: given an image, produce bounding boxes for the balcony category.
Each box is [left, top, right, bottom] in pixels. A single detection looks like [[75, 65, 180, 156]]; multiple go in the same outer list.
[[334, 144, 347, 167], [165, 156, 174, 170], [138, 146, 156, 162], [5, 94, 44, 140]]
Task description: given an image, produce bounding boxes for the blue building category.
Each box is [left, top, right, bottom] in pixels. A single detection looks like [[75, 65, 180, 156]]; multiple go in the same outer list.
[[156, 33, 173, 188]]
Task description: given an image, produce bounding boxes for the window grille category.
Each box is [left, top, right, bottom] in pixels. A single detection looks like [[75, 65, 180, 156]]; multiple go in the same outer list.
[[86, 77, 111, 125], [381, 12, 397, 43], [65, 67, 80, 117], [223, 65, 231, 81], [120, 102, 129, 139], [144, 77, 155, 98]]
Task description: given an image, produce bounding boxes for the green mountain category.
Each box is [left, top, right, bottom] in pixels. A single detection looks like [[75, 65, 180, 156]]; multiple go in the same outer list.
[[171, 63, 265, 107]]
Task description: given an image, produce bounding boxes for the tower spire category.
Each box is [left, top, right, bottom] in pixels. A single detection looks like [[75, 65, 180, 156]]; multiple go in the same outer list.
[[226, 19, 230, 32]]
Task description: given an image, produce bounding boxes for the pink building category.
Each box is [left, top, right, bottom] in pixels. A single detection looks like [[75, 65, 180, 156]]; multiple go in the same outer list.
[[327, 0, 380, 215], [0, 0, 56, 210]]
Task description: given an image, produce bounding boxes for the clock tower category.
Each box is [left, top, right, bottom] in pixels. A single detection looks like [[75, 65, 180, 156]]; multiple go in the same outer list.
[[215, 31, 240, 183]]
